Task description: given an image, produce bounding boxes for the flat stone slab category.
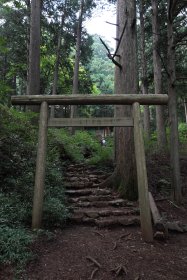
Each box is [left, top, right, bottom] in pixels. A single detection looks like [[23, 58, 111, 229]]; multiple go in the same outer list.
[[68, 195, 114, 204], [65, 189, 93, 196], [64, 182, 91, 188], [108, 199, 127, 207], [95, 216, 140, 228]]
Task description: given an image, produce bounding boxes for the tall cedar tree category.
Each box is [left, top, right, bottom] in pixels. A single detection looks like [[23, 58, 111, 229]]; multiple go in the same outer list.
[[151, 0, 167, 149], [167, 0, 184, 202], [27, 0, 41, 96], [140, 0, 151, 139], [114, 0, 138, 200], [51, 0, 67, 118]]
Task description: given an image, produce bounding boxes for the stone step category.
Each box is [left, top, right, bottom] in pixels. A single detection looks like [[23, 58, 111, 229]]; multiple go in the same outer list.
[[65, 188, 113, 197], [68, 215, 140, 227], [65, 189, 93, 196], [95, 215, 140, 228], [64, 182, 92, 189], [64, 174, 102, 179], [64, 165, 139, 229], [71, 199, 128, 208], [68, 194, 114, 203], [71, 207, 140, 219]]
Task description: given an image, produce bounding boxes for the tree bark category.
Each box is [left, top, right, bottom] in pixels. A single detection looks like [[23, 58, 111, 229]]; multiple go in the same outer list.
[[71, 0, 84, 122], [50, 2, 67, 118], [151, 0, 167, 149], [140, 0, 151, 140], [114, 0, 138, 200], [167, 1, 182, 203], [184, 99, 187, 123], [27, 0, 41, 112]]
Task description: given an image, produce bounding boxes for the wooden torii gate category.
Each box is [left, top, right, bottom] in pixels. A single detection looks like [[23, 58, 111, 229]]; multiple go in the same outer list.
[[11, 94, 168, 242]]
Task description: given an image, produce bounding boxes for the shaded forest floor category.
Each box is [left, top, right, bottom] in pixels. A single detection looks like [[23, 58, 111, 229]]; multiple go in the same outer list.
[[1, 154, 187, 280]]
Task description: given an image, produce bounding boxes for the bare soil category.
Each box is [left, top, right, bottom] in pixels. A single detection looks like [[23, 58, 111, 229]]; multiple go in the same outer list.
[[0, 154, 187, 280]]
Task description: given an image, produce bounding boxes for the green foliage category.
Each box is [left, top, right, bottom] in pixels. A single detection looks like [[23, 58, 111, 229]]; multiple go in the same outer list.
[[89, 35, 114, 94], [0, 105, 114, 267], [0, 105, 68, 266], [144, 122, 187, 154], [0, 81, 13, 105], [178, 123, 187, 144], [0, 226, 33, 265], [52, 128, 113, 165]]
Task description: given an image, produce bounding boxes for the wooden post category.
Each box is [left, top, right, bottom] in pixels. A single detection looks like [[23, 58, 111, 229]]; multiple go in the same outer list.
[[133, 102, 153, 242], [32, 101, 48, 229]]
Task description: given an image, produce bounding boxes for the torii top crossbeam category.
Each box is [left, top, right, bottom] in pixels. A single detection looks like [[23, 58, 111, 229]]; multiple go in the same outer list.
[[11, 94, 168, 106]]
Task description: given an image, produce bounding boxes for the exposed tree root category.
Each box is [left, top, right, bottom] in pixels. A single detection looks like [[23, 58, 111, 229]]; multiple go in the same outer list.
[[111, 264, 128, 277], [90, 268, 98, 280], [112, 241, 117, 250], [92, 231, 104, 238], [149, 192, 187, 240], [86, 256, 102, 268], [97, 168, 118, 189]]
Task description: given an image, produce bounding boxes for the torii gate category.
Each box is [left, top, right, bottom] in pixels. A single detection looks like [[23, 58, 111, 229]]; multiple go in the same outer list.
[[11, 94, 168, 242]]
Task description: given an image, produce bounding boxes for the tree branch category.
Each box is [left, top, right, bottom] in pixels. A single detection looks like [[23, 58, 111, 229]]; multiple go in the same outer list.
[[175, 30, 187, 45], [99, 37, 122, 69], [106, 21, 118, 26]]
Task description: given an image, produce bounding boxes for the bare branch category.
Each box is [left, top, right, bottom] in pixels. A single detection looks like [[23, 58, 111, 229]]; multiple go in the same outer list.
[[106, 21, 118, 26]]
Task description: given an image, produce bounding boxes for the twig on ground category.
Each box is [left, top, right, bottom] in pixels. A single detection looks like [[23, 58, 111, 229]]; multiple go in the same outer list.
[[155, 197, 168, 202], [112, 233, 131, 250], [168, 200, 181, 209], [86, 256, 102, 268], [113, 241, 117, 250], [93, 231, 104, 238], [90, 267, 98, 280], [111, 264, 128, 277], [119, 233, 131, 240]]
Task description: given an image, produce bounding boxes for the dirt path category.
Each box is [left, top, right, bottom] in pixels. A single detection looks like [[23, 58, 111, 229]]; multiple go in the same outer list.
[[24, 226, 187, 280], [1, 157, 187, 280], [25, 159, 187, 280]]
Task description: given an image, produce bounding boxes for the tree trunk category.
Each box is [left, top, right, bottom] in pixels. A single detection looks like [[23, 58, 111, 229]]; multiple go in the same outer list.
[[114, 0, 138, 200], [151, 0, 167, 149], [27, 0, 41, 112], [25, 0, 30, 99], [184, 99, 187, 123], [50, 3, 67, 118], [167, 1, 182, 203], [71, 0, 84, 121], [140, 0, 151, 140]]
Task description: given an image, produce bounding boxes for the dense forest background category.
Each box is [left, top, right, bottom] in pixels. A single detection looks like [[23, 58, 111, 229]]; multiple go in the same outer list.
[[0, 0, 186, 121], [0, 0, 186, 273]]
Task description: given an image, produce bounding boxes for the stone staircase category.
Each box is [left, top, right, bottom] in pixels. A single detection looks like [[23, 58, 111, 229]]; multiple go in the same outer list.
[[64, 163, 140, 228]]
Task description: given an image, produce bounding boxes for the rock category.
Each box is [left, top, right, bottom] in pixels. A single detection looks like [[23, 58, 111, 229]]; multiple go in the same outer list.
[[85, 211, 99, 219], [65, 189, 93, 196], [82, 217, 95, 224], [109, 199, 126, 207], [98, 210, 112, 217], [157, 179, 171, 190]]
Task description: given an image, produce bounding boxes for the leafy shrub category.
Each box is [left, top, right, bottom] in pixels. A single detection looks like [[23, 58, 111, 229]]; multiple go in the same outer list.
[[178, 123, 187, 143], [52, 128, 113, 165], [0, 226, 33, 265], [0, 105, 68, 266], [0, 105, 115, 267], [43, 197, 69, 227]]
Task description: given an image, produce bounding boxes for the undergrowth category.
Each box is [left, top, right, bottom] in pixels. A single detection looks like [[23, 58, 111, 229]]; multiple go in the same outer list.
[[0, 105, 68, 269], [144, 123, 187, 154], [0, 104, 113, 270]]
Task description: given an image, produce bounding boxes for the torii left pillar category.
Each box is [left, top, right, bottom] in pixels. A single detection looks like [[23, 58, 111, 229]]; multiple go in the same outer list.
[[32, 101, 48, 229]]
